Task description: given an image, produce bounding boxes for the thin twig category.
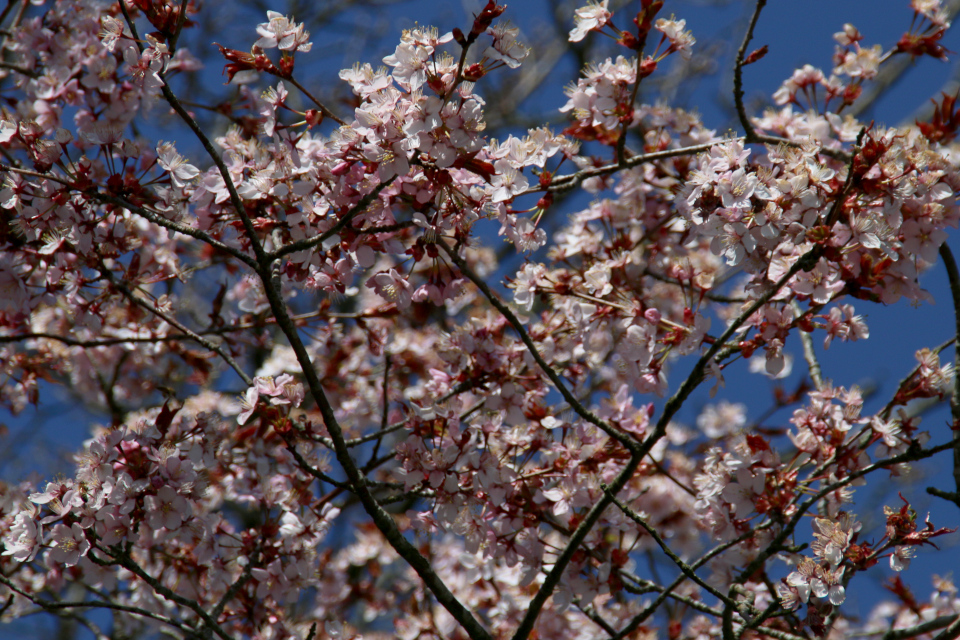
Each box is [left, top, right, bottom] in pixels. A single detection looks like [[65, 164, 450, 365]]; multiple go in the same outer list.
[[438, 238, 638, 452], [792, 300, 824, 390], [928, 243, 960, 508], [271, 178, 396, 260], [366, 353, 392, 468], [612, 524, 776, 639], [732, 0, 768, 143], [284, 75, 347, 126], [101, 269, 252, 386], [600, 482, 748, 612], [0, 575, 196, 636], [91, 545, 233, 640]]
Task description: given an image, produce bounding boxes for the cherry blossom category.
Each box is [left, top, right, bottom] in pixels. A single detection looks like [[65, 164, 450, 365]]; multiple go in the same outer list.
[[0, 1, 957, 639], [568, 1, 612, 43]]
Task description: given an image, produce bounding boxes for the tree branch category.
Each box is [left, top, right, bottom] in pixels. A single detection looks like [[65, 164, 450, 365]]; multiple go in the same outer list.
[[928, 242, 960, 508]]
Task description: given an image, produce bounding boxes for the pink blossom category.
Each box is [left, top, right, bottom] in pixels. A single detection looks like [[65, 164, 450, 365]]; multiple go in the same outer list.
[[144, 486, 193, 531], [255, 11, 312, 52], [568, 1, 611, 42], [48, 523, 91, 567], [368, 269, 413, 308], [156, 142, 200, 188]]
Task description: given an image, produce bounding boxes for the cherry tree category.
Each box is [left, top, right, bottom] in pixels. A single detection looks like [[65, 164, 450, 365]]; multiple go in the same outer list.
[[0, 0, 959, 639]]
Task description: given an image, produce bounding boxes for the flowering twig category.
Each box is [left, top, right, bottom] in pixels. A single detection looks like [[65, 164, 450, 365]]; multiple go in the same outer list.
[[91, 544, 234, 640], [438, 237, 638, 452], [256, 234, 492, 640], [880, 337, 955, 420], [99, 268, 253, 386], [613, 523, 777, 638], [600, 481, 749, 612], [119, 1, 270, 268], [114, 20, 488, 631], [0, 162, 258, 268], [517, 141, 721, 197], [204, 550, 259, 640], [733, 439, 956, 593], [89, 189, 260, 269], [271, 178, 396, 259], [0, 574, 195, 637], [733, 0, 768, 144], [283, 75, 347, 126], [927, 242, 960, 509], [850, 0, 960, 118]]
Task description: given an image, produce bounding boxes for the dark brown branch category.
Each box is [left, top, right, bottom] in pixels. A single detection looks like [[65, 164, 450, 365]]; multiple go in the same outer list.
[[101, 269, 253, 386], [271, 178, 395, 260], [732, 0, 768, 143], [438, 238, 638, 453], [0, 574, 195, 636], [600, 482, 751, 613], [928, 242, 960, 509], [882, 614, 960, 640], [91, 545, 233, 640]]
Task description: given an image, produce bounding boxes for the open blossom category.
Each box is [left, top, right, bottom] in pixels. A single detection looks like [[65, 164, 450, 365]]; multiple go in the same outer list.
[[484, 23, 530, 68], [48, 523, 91, 567], [655, 17, 696, 59], [833, 23, 862, 46], [505, 217, 546, 252], [236, 375, 304, 424], [696, 401, 747, 439], [512, 262, 547, 311], [2, 508, 42, 562], [99, 16, 125, 51], [1, 1, 960, 639], [561, 54, 638, 130], [780, 558, 846, 608], [144, 486, 193, 531], [911, 0, 948, 24], [772, 64, 825, 105], [255, 11, 312, 52], [890, 545, 916, 571], [569, 1, 611, 42], [156, 142, 200, 188], [833, 43, 882, 79], [368, 269, 413, 308]]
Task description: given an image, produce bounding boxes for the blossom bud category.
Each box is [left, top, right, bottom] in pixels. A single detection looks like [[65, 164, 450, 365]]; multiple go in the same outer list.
[[638, 57, 658, 78], [304, 109, 323, 127], [470, 1, 506, 39], [743, 45, 768, 65]]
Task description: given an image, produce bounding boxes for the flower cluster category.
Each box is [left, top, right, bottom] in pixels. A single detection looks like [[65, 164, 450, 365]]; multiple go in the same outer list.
[[0, 1, 958, 639]]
